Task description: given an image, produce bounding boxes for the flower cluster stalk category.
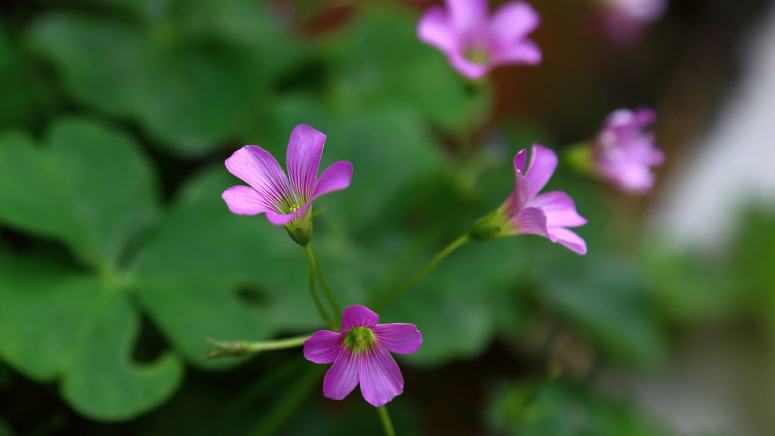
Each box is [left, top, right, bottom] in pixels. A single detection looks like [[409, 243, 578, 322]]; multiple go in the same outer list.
[[304, 243, 341, 324], [376, 233, 471, 310]]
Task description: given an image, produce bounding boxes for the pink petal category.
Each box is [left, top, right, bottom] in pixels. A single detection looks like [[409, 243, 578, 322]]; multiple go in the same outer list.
[[373, 323, 422, 355], [489, 2, 540, 45], [323, 349, 359, 401], [525, 144, 558, 198], [303, 330, 342, 364], [286, 124, 326, 199], [547, 227, 588, 255], [447, 0, 488, 37], [341, 305, 379, 331], [530, 191, 587, 227], [225, 145, 290, 210], [632, 107, 657, 126], [358, 347, 404, 407], [513, 148, 528, 174], [221, 185, 270, 215], [491, 41, 542, 66], [264, 200, 313, 226], [448, 53, 490, 79], [314, 161, 353, 197], [513, 207, 548, 237], [418, 6, 458, 54]]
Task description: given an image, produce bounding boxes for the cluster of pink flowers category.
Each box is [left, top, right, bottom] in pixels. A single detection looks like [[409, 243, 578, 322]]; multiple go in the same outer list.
[[220, 0, 665, 410]]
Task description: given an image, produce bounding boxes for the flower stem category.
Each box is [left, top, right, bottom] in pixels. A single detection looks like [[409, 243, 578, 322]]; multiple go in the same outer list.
[[377, 406, 396, 436], [308, 267, 336, 328], [376, 233, 471, 310], [304, 243, 342, 321], [206, 335, 310, 359]]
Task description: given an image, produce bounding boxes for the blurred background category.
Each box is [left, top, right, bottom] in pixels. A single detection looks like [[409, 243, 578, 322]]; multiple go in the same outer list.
[[1, 0, 775, 434]]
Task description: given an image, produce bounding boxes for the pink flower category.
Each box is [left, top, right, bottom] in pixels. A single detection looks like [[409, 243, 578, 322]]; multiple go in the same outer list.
[[418, 0, 541, 80], [222, 124, 353, 244], [472, 145, 587, 255], [599, 0, 667, 45], [303, 305, 423, 407], [594, 108, 664, 194]]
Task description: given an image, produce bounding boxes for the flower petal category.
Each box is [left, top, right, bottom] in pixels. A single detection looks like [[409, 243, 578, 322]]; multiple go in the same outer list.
[[525, 144, 558, 198], [222, 185, 271, 215], [373, 323, 423, 355], [447, 0, 488, 37], [547, 227, 588, 255], [513, 207, 548, 236], [303, 330, 342, 364], [530, 191, 587, 227], [513, 148, 528, 174], [323, 349, 359, 401], [225, 145, 290, 210], [286, 124, 326, 199], [489, 2, 540, 45], [491, 41, 542, 66], [448, 53, 490, 79], [315, 161, 353, 197], [341, 305, 379, 331], [418, 6, 458, 54], [265, 200, 313, 226], [358, 347, 403, 407]]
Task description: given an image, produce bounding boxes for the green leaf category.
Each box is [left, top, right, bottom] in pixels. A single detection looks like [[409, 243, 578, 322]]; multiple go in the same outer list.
[[324, 6, 490, 133], [27, 9, 291, 154], [530, 248, 666, 366], [0, 118, 158, 269], [383, 238, 525, 365], [0, 251, 183, 420], [487, 379, 668, 436]]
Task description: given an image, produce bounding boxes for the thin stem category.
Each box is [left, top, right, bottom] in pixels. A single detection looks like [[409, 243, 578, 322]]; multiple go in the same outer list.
[[377, 406, 396, 436], [376, 233, 471, 310], [206, 335, 310, 359], [304, 243, 341, 320], [308, 267, 335, 328]]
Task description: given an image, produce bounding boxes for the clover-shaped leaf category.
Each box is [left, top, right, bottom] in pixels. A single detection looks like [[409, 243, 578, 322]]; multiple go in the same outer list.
[[0, 118, 183, 419], [27, 4, 302, 155], [0, 118, 157, 268]]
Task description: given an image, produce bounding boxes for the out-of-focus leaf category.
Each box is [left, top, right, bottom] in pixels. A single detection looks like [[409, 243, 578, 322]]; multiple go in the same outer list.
[[734, 207, 775, 335], [0, 252, 182, 420], [487, 379, 667, 436], [27, 3, 302, 155], [324, 6, 490, 133], [0, 118, 157, 269], [383, 238, 526, 365], [530, 247, 666, 366], [643, 245, 739, 323]]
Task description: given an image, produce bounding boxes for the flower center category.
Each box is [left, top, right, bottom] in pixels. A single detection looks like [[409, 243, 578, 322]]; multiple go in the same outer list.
[[464, 46, 490, 65], [343, 326, 377, 354]]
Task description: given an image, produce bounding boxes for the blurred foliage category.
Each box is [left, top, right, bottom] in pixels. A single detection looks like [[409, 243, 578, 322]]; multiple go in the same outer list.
[[487, 379, 667, 436], [0, 0, 773, 434]]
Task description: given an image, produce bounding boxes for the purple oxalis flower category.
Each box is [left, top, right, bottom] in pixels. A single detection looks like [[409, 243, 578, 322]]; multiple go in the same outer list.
[[303, 305, 423, 407], [222, 124, 353, 244], [472, 145, 587, 255], [598, 0, 667, 45], [418, 0, 541, 80], [594, 107, 664, 195]]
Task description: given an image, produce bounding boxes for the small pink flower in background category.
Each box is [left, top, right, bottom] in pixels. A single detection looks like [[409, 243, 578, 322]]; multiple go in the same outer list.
[[473, 145, 587, 255], [222, 124, 352, 243], [599, 0, 667, 44], [418, 0, 541, 80], [594, 107, 664, 195], [303, 305, 422, 407]]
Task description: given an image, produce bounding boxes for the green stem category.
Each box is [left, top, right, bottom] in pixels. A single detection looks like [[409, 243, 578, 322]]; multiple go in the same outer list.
[[206, 335, 310, 359], [304, 243, 341, 320], [376, 233, 471, 310], [377, 406, 396, 436], [308, 267, 335, 328]]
